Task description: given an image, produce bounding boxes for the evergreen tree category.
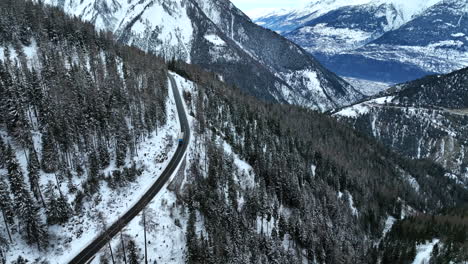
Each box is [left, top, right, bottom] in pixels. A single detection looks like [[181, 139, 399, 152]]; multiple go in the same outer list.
[[0, 138, 6, 169], [45, 181, 72, 225], [28, 147, 45, 207], [186, 207, 198, 264], [115, 119, 129, 168], [22, 200, 48, 250], [126, 239, 140, 264], [98, 138, 110, 169], [0, 178, 13, 243], [6, 145, 48, 249], [41, 128, 59, 173]]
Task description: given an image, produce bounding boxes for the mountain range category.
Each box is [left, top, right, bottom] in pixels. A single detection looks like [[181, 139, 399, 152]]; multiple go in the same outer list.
[[41, 0, 364, 111], [0, 0, 467, 263], [253, 0, 468, 86]]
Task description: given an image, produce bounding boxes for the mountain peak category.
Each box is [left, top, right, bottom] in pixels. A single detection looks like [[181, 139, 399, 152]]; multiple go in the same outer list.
[[43, 0, 364, 111]]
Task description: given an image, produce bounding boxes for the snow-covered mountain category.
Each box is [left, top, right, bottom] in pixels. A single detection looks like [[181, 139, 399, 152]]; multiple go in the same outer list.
[[334, 67, 468, 185], [253, 0, 468, 85], [2, 2, 468, 262], [41, 0, 364, 111]]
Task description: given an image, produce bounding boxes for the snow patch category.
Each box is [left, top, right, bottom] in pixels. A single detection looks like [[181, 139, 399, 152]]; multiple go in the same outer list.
[[382, 216, 396, 238], [204, 34, 226, 46], [412, 239, 440, 264], [335, 103, 370, 118]]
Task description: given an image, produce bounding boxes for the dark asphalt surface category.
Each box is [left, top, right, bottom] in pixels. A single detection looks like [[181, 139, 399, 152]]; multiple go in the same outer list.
[[68, 75, 190, 264]]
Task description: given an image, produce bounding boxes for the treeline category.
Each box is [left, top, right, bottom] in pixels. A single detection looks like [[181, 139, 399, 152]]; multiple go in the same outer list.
[[390, 67, 468, 109], [169, 60, 468, 263], [379, 207, 468, 263], [0, 0, 168, 255]]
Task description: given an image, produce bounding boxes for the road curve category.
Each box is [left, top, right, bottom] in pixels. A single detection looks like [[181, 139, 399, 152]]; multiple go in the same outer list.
[[68, 75, 190, 264]]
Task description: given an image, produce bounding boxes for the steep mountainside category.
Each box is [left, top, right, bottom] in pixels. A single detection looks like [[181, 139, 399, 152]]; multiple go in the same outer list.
[[334, 67, 468, 185], [2, 2, 468, 263], [0, 1, 181, 261], [169, 61, 468, 264], [253, 0, 468, 85], [250, 0, 373, 34], [41, 0, 363, 111]]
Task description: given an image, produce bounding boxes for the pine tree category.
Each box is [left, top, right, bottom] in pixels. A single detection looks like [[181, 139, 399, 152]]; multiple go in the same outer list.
[[0, 138, 6, 169], [98, 138, 110, 169], [28, 147, 45, 207], [0, 178, 13, 243], [115, 121, 129, 168], [45, 181, 71, 225], [126, 239, 140, 264], [22, 200, 48, 250], [6, 144, 48, 249], [41, 128, 59, 173], [186, 207, 198, 264]]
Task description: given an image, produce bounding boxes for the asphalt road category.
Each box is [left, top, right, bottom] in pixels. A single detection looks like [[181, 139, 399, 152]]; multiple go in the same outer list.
[[68, 75, 190, 264]]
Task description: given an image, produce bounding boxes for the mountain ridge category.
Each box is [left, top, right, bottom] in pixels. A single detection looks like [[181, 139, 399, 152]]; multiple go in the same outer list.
[[41, 0, 364, 111], [253, 0, 468, 85]]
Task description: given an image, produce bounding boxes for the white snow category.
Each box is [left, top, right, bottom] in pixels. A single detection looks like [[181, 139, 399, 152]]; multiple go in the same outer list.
[[334, 96, 395, 118], [3, 75, 181, 263], [43, 0, 194, 62], [429, 40, 465, 48], [335, 103, 370, 118], [412, 239, 440, 264], [347, 192, 359, 216], [452, 32, 466, 37], [382, 216, 396, 237], [344, 77, 391, 96], [250, 0, 373, 22], [311, 164, 317, 177], [251, 0, 443, 33], [294, 23, 373, 53], [204, 34, 226, 46]]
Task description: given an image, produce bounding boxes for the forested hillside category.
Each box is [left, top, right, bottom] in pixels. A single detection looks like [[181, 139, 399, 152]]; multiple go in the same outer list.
[[379, 206, 468, 263], [0, 1, 175, 261], [335, 68, 468, 185], [168, 61, 468, 263], [389, 67, 468, 109], [1, 1, 467, 263]]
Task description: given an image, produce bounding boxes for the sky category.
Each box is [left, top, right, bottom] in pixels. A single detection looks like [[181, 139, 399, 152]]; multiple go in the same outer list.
[[230, 0, 308, 13]]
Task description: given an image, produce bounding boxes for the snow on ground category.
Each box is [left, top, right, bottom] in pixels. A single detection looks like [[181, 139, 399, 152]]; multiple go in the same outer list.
[[382, 216, 396, 238], [278, 69, 336, 111], [204, 34, 226, 46], [347, 191, 359, 216], [3, 77, 180, 263], [353, 44, 468, 75], [334, 96, 395, 118], [337, 191, 359, 216], [343, 77, 391, 96], [335, 103, 371, 118], [90, 72, 265, 263], [412, 239, 440, 264], [293, 24, 373, 54], [44, 0, 194, 62], [84, 72, 199, 263], [91, 176, 188, 264]]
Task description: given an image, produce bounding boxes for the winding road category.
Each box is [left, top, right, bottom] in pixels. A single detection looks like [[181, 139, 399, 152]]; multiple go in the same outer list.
[[68, 75, 190, 264]]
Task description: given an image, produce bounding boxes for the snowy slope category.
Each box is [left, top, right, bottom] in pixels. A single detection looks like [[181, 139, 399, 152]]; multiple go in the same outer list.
[[253, 0, 442, 36], [252, 0, 468, 85], [42, 0, 364, 111], [334, 68, 468, 186]]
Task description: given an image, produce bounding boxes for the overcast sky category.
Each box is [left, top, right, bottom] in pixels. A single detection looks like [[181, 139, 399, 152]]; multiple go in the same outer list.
[[230, 0, 308, 12]]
